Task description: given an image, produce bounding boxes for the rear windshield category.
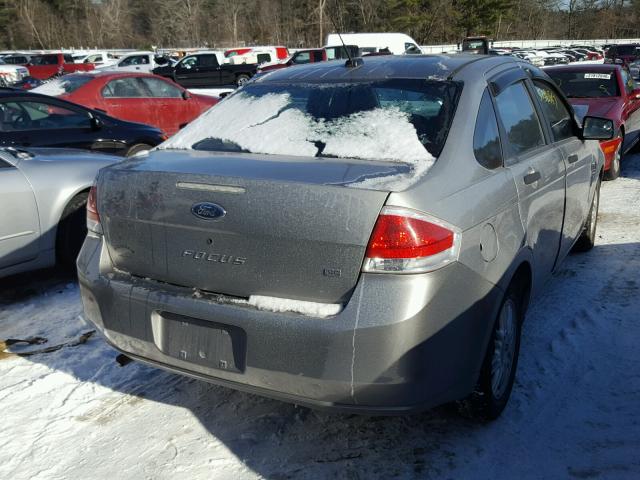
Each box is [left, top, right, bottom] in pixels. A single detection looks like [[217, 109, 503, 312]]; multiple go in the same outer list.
[[547, 71, 620, 98], [32, 75, 93, 96], [161, 79, 460, 166]]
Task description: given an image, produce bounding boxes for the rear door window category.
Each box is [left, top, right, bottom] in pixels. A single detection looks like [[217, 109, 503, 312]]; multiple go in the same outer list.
[[102, 78, 147, 97], [139, 77, 183, 98], [198, 55, 219, 68], [494, 81, 546, 159], [474, 90, 503, 169], [293, 52, 311, 64], [533, 80, 574, 142]]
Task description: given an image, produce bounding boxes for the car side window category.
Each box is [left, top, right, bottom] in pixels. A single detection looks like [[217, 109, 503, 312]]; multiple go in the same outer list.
[[0, 101, 89, 131], [120, 55, 147, 67], [139, 77, 182, 98], [312, 51, 324, 62], [533, 80, 574, 142], [0, 158, 13, 168], [178, 56, 198, 70], [494, 81, 546, 159], [620, 68, 634, 95], [474, 90, 503, 169], [294, 52, 311, 64], [198, 55, 219, 68], [103, 78, 147, 98]]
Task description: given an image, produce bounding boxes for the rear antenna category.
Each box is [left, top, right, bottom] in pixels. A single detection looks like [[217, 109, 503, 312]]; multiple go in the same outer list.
[[329, 14, 362, 68]]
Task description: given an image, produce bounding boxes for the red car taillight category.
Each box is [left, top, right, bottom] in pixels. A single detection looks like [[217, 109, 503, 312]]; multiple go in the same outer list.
[[87, 183, 102, 234], [362, 207, 460, 274]]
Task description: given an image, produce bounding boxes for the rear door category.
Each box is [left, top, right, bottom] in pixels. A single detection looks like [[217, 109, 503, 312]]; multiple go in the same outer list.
[[531, 78, 593, 262], [197, 54, 225, 87], [492, 74, 566, 295], [138, 76, 196, 135], [101, 77, 155, 127], [0, 156, 39, 269]]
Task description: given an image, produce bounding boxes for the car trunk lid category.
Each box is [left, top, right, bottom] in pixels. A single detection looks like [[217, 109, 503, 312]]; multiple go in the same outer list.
[[98, 150, 399, 304]]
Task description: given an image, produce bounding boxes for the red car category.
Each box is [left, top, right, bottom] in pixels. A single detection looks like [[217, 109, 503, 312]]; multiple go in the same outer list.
[[32, 71, 218, 136], [545, 64, 640, 180], [27, 53, 95, 80]]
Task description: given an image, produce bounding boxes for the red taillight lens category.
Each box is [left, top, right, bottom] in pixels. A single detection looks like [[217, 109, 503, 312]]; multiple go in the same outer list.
[[363, 207, 460, 274], [86, 184, 101, 233], [366, 215, 454, 259]]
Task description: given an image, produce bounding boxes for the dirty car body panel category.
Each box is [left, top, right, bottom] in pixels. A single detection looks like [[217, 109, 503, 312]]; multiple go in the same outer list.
[[78, 55, 604, 413]]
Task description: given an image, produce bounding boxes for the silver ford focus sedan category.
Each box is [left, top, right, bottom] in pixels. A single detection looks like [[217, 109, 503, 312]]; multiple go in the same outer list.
[[78, 55, 612, 419]]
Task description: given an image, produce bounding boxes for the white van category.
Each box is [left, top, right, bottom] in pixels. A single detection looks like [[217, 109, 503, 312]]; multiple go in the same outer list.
[[325, 33, 422, 56]]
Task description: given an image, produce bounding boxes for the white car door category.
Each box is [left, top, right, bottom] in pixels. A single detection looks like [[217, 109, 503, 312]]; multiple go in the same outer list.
[[0, 155, 40, 269]]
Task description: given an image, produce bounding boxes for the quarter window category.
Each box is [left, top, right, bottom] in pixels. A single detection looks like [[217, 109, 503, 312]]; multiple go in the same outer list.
[[474, 90, 503, 169], [533, 81, 574, 142], [494, 81, 545, 158]]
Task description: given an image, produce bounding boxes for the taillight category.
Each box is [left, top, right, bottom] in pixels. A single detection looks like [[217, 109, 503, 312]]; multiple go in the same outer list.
[[362, 207, 460, 274], [86, 183, 102, 234]]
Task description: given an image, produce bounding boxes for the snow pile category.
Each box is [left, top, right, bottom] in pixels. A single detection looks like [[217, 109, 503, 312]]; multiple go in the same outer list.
[[160, 91, 434, 171], [247, 295, 342, 318]]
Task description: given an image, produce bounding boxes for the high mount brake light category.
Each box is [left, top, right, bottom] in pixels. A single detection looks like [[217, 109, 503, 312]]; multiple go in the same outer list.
[[86, 183, 101, 234], [362, 207, 461, 274]]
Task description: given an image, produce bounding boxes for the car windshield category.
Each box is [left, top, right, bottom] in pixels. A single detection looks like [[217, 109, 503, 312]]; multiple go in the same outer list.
[[32, 75, 94, 96], [160, 79, 460, 167], [547, 71, 620, 98]]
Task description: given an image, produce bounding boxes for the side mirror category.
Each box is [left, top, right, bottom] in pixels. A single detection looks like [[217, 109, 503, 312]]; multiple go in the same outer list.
[[90, 115, 102, 131], [581, 116, 614, 140], [182, 90, 191, 100]]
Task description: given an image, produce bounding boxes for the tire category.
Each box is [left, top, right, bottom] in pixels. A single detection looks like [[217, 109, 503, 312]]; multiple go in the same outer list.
[[603, 137, 622, 181], [56, 192, 89, 269], [573, 178, 601, 252], [125, 143, 152, 157], [459, 281, 525, 421], [236, 74, 250, 87]]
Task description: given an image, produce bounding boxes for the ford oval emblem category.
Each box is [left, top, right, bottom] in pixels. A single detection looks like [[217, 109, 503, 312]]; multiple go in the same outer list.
[[191, 202, 226, 220]]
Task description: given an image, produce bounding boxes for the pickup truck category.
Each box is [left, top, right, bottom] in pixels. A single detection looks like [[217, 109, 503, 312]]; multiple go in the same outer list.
[[27, 53, 95, 80], [153, 52, 256, 88]]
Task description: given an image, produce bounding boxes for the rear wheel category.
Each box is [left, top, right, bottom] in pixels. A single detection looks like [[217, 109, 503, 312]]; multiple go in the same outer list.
[[125, 143, 152, 157], [573, 178, 601, 252], [236, 74, 250, 87], [459, 281, 525, 420], [56, 192, 88, 269]]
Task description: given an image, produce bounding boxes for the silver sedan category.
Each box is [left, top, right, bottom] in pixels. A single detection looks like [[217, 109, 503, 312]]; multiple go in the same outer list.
[[0, 148, 120, 278], [78, 55, 613, 419]]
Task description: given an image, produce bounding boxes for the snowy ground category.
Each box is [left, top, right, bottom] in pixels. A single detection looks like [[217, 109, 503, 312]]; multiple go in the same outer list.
[[1, 156, 640, 480]]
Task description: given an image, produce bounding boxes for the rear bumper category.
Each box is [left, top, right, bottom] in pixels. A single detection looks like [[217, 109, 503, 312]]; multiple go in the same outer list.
[[78, 233, 503, 414]]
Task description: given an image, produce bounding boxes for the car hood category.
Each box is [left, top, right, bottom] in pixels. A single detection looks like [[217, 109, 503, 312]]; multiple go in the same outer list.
[[568, 97, 621, 119]]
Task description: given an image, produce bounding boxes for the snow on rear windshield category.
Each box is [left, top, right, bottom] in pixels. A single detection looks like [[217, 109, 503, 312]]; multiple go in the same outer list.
[[160, 80, 459, 175], [32, 75, 93, 96]]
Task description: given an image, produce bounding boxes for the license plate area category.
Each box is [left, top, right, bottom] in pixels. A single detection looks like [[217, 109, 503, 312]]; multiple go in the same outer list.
[[151, 311, 246, 373]]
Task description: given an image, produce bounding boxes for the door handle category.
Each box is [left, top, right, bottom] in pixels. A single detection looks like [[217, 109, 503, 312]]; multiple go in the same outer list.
[[568, 154, 579, 164], [524, 170, 541, 185]]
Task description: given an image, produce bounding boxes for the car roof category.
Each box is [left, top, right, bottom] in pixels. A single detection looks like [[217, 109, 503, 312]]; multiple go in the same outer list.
[[256, 54, 514, 83]]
